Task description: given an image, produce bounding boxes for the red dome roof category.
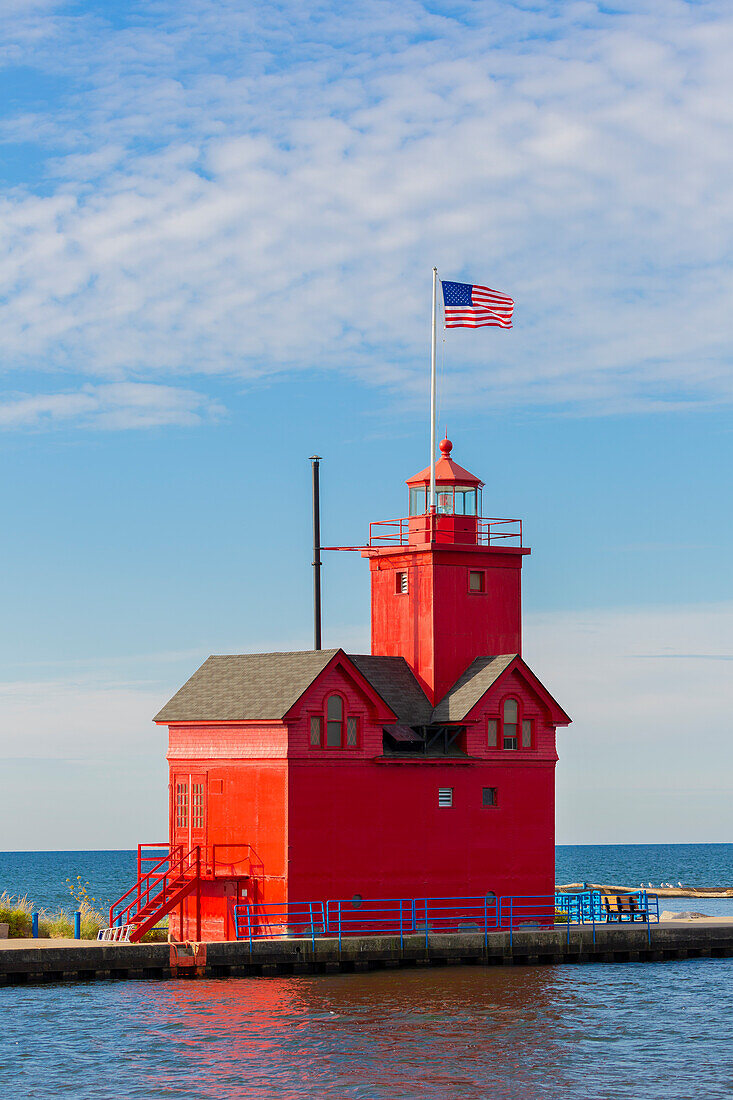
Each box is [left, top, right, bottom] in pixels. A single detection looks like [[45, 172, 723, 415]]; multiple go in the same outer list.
[[405, 439, 484, 488]]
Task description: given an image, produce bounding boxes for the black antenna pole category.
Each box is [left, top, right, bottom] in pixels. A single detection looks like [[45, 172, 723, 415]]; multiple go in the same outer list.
[[310, 455, 322, 650]]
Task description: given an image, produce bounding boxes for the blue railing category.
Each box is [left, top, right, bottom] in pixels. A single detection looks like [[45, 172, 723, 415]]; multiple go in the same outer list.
[[233, 902, 326, 949], [233, 891, 659, 951], [555, 890, 658, 924]]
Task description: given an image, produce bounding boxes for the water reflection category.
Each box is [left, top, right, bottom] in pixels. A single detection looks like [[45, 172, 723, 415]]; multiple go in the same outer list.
[[3, 961, 732, 1099]]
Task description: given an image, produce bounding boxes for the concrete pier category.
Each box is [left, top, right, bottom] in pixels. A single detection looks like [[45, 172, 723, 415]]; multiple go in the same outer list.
[[1, 920, 733, 985]]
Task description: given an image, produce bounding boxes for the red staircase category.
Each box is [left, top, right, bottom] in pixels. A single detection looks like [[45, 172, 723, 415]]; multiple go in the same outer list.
[[108, 844, 200, 942]]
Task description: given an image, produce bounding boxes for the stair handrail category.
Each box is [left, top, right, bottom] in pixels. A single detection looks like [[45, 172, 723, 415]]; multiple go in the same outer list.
[[111, 845, 197, 928], [109, 844, 196, 928], [109, 848, 175, 926]]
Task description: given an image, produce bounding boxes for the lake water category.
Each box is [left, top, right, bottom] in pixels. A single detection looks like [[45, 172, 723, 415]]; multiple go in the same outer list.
[[2, 962, 732, 1098], [2, 845, 733, 1098], [1, 843, 732, 913]]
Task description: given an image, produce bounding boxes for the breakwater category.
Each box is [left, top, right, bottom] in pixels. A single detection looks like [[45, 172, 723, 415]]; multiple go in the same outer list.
[[2, 921, 733, 986], [557, 882, 733, 898]]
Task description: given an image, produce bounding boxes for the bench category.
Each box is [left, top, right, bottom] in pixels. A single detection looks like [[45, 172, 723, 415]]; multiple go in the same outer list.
[[602, 895, 648, 922]]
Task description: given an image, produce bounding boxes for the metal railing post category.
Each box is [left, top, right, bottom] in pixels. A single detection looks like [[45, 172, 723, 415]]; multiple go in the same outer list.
[[247, 906, 252, 955], [338, 901, 342, 954], [309, 903, 315, 951], [425, 898, 429, 951], [509, 898, 513, 950], [484, 896, 488, 952], [399, 900, 403, 951]]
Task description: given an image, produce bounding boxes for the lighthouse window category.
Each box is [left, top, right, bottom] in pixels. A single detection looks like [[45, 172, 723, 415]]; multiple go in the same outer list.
[[396, 571, 408, 594], [454, 487, 478, 516], [469, 570, 485, 592], [482, 787, 498, 807], [326, 695, 344, 747], [409, 487, 427, 515], [522, 719, 533, 748], [502, 698, 519, 750], [346, 716, 359, 746], [438, 788, 453, 807], [487, 719, 498, 747], [310, 716, 322, 746], [192, 783, 204, 829], [436, 488, 454, 514], [175, 782, 188, 829]]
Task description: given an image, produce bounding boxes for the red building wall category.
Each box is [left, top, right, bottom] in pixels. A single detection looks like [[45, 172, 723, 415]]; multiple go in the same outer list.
[[285, 664, 557, 905], [165, 663, 559, 938], [168, 723, 290, 939], [369, 546, 528, 704], [286, 761, 555, 904]]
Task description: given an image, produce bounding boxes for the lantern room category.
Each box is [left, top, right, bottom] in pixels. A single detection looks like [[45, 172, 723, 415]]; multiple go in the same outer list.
[[366, 438, 528, 702], [407, 436, 483, 517]]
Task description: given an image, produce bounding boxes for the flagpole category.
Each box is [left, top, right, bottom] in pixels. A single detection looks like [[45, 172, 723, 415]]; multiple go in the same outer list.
[[430, 266, 438, 512]]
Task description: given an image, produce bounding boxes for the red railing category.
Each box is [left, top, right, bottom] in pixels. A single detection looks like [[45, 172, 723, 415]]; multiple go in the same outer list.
[[109, 844, 199, 929], [137, 842, 171, 882], [368, 515, 522, 548]]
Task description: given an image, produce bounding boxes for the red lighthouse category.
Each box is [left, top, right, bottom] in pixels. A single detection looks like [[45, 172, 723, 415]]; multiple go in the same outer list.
[[111, 441, 570, 942], [369, 436, 526, 704]]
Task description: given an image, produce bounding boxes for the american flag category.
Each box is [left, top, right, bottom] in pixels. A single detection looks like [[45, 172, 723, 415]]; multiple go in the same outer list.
[[441, 280, 514, 329]]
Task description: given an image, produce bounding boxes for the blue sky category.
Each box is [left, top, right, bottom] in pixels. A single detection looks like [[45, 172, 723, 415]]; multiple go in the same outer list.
[[1, 0, 732, 850]]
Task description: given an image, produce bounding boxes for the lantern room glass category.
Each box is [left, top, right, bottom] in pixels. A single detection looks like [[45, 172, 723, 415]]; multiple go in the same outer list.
[[409, 485, 480, 516], [409, 487, 427, 515]]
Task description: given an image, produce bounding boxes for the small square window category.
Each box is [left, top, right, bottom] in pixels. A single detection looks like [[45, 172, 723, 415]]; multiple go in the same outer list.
[[487, 719, 498, 748], [503, 735, 518, 750], [469, 570, 485, 592], [482, 787, 497, 807], [346, 716, 358, 747], [521, 719, 533, 748], [396, 571, 408, 594], [438, 787, 453, 807], [310, 716, 322, 746]]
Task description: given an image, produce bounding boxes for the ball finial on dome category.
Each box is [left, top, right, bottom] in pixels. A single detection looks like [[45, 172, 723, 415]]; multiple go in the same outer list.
[[439, 436, 453, 457]]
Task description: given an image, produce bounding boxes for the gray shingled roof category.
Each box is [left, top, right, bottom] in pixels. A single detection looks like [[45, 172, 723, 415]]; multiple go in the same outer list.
[[432, 655, 517, 722], [153, 649, 340, 722], [348, 654, 433, 726], [154, 648, 519, 725]]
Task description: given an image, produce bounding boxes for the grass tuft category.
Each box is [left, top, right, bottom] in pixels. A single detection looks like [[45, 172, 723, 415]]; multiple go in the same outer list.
[[0, 891, 108, 939]]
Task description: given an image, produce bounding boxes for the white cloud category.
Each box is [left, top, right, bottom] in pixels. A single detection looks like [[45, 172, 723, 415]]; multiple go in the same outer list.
[[0, 382, 225, 429], [0, 1, 731, 418]]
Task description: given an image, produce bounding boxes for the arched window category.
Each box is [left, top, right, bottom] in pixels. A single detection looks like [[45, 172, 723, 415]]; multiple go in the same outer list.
[[326, 695, 344, 747], [497, 697, 535, 750], [310, 695, 360, 750], [502, 698, 519, 750]]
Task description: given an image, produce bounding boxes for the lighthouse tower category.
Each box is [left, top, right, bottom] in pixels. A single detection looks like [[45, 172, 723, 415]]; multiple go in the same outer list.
[[367, 437, 527, 704], [112, 439, 571, 942]]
